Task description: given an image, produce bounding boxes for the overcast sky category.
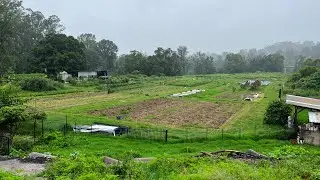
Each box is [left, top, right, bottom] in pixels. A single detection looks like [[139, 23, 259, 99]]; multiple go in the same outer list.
[[23, 0, 320, 54]]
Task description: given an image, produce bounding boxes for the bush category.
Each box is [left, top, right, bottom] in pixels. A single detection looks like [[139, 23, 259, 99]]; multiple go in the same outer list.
[[299, 66, 318, 78], [44, 156, 114, 179], [250, 80, 261, 90], [66, 77, 78, 85], [0, 170, 22, 180], [20, 77, 63, 92], [12, 135, 34, 151], [264, 100, 292, 126]]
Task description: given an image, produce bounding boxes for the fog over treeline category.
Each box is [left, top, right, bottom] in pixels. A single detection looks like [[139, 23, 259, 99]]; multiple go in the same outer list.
[[1, 0, 320, 76]]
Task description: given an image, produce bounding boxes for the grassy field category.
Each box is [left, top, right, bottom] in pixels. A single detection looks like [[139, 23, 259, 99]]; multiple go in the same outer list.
[[6, 73, 320, 179]]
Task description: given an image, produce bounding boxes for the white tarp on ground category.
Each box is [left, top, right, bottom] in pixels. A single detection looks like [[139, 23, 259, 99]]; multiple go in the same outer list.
[[73, 124, 119, 136], [309, 111, 320, 123], [171, 89, 205, 97]]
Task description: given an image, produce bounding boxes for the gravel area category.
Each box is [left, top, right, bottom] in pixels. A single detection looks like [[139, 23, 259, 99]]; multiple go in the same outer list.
[[0, 159, 45, 175]]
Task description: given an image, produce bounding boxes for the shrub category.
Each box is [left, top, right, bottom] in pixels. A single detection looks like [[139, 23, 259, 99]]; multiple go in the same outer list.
[[20, 77, 63, 92], [44, 156, 113, 179], [0, 170, 22, 180], [264, 100, 292, 126], [269, 145, 309, 158], [66, 77, 78, 85], [299, 66, 318, 78], [12, 135, 34, 151], [250, 80, 261, 90]]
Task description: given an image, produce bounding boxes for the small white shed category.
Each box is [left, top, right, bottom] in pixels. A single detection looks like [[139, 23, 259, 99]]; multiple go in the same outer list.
[[78, 71, 97, 79]]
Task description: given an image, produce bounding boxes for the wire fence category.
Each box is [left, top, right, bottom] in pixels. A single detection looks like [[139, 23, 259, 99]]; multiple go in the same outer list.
[[9, 114, 297, 145]]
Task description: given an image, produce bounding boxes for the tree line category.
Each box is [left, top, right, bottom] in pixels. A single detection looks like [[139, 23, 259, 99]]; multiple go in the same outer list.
[[1, 0, 320, 77]]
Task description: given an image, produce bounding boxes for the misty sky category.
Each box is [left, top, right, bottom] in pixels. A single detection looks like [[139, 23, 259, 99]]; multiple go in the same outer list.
[[23, 0, 320, 54]]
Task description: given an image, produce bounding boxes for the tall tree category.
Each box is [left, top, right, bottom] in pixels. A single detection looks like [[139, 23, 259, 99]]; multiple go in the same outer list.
[[0, 0, 24, 72], [177, 46, 188, 74], [31, 34, 86, 76], [224, 53, 247, 73], [15, 9, 64, 73], [78, 33, 101, 70], [191, 52, 216, 74], [96, 39, 118, 72]]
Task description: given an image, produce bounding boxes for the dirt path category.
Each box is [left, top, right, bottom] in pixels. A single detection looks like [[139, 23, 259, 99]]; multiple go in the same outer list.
[[0, 159, 45, 175]]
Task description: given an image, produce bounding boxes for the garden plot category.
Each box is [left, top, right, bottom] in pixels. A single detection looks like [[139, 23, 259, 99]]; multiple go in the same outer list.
[[89, 98, 241, 128]]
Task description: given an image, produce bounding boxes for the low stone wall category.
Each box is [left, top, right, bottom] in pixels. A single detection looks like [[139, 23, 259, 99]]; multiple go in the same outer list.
[[301, 130, 320, 145]]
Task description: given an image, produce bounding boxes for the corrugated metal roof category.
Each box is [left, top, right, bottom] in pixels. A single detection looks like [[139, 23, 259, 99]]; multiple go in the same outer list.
[[308, 111, 320, 123], [286, 95, 320, 110]]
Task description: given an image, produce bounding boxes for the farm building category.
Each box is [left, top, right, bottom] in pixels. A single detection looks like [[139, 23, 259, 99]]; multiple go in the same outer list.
[[59, 71, 72, 82], [67, 70, 108, 80], [286, 95, 320, 145]]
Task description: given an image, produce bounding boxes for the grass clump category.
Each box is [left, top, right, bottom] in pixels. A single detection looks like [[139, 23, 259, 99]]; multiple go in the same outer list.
[[20, 77, 63, 92]]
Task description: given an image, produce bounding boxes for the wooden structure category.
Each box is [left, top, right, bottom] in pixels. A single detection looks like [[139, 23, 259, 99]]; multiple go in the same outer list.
[[286, 95, 320, 145]]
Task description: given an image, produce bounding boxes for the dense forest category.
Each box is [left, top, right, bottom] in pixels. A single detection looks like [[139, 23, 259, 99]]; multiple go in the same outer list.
[[1, 0, 320, 77]]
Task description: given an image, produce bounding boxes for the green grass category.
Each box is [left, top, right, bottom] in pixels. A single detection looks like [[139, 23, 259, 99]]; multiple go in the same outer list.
[[9, 72, 320, 179]]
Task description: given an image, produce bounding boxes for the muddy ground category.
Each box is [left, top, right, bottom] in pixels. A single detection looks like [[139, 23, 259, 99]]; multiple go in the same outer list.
[[89, 98, 241, 128]]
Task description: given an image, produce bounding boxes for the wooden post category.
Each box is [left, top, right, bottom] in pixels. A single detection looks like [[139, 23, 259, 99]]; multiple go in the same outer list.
[[279, 89, 282, 100], [165, 130, 168, 142]]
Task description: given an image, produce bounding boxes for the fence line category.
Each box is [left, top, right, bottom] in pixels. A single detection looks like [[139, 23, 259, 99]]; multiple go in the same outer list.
[[16, 114, 297, 144]]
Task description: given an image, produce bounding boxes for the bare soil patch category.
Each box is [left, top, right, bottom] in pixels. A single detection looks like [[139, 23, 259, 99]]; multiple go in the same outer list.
[[89, 98, 241, 128]]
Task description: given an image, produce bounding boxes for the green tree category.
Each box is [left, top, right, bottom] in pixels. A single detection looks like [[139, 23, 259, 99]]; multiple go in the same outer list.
[[31, 34, 86, 76], [15, 10, 64, 73], [264, 100, 292, 126], [0, 83, 22, 109], [263, 54, 284, 72], [0, 0, 24, 72], [78, 33, 101, 71], [96, 39, 118, 72], [191, 52, 216, 74], [122, 50, 147, 74], [177, 46, 188, 74], [224, 53, 247, 73]]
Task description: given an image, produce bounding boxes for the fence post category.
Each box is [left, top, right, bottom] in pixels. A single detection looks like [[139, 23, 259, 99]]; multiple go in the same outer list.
[[165, 130, 168, 142], [221, 129, 224, 139], [74, 122, 76, 134]]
